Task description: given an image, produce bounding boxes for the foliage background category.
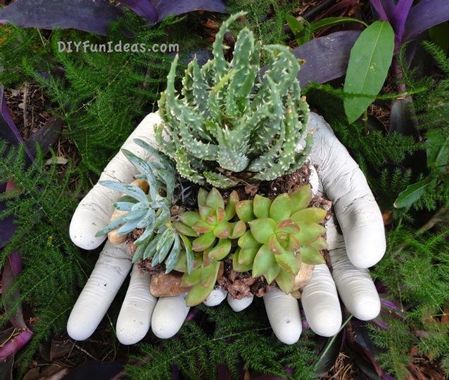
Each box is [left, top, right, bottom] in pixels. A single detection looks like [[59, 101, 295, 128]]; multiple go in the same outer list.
[[0, 1, 449, 379]]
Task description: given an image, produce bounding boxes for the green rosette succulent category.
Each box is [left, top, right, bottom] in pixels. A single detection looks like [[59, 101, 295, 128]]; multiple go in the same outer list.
[[155, 12, 311, 188], [95, 139, 194, 273], [174, 188, 246, 306], [176, 185, 327, 304], [233, 184, 327, 294]]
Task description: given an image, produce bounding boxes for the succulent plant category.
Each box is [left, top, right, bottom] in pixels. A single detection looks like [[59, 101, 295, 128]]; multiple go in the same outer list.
[[181, 255, 222, 307], [175, 188, 246, 258], [233, 184, 327, 294], [96, 139, 194, 273], [175, 185, 327, 304], [174, 188, 246, 306], [155, 12, 311, 188]]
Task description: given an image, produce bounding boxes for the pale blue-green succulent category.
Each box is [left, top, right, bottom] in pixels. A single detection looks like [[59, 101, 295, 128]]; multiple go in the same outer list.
[[95, 139, 194, 273], [156, 12, 311, 188]]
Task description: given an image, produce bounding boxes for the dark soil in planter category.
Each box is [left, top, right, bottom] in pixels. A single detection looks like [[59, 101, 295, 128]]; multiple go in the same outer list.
[[218, 259, 269, 299]]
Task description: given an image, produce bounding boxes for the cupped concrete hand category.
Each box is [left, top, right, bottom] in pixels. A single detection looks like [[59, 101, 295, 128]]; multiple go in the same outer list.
[[67, 112, 386, 345]]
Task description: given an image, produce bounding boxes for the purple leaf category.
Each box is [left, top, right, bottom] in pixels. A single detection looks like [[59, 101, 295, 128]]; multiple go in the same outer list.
[[293, 31, 361, 86], [380, 0, 396, 20], [392, 0, 414, 43], [2, 253, 26, 329], [0, 0, 226, 35], [119, 0, 158, 22], [404, 0, 449, 41], [0, 252, 33, 360], [370, 0, 389, 20], [0, 214, 15, 250], [152, 0, 226, 22], [1, 87, 31, 249], [0, 88, 33, 160], [0, 0, 122, 35], [0, 328, 33, 361]]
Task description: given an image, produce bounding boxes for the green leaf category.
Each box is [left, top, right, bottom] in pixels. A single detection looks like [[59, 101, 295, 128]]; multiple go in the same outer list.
[[267, 235, 287, 255], [276, 219, 300, 234], [180, 211, 201, 227], [426, 130, 449, 173], [275, 252, 299, 274], [294, 223, 326, 244], [235, 200, 254, 222], [197, 188, 208, 207], [232, 250, 253, 272], [291, 207, 327, 224], [275, 270, 295, 294], [394, 178, 432, 209], [173, 222, 198, 237], [286, 15, 305, 35], [343, 21, 395, 123], [192, 220, 213, 234], [270, 193, 292, 221], [309, 17, 367, 34], [206, 188, 225, 210], [200, 261, 220, 287], [199, 206, 214, 221], [208, 239, 232, 260], [182, 266, 202, 286], [300, 246, 325, 265], [229, 221, 247, 239], [248, 218, 277, 244], [252, 245, 279, 283], [192, 232, 216, 252], [253, 194, 272, 218], [290, 185, 312, 212], [238, 231, 260, 249], [180, 235, 195, 273], [238, 247, 259, 266], [224, 190, 239, 221], [213, 222, 232, 239]]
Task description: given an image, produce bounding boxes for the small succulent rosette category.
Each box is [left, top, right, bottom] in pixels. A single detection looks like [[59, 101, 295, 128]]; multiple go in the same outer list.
[[96, 12, 332, 306]]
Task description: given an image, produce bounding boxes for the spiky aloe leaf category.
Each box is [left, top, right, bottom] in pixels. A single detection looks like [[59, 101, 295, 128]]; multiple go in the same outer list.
[[202, 171, 238, 188], [157, 13, 311, 188]]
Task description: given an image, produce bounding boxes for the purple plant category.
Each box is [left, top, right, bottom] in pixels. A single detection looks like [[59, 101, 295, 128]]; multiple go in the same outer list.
[[0, 0, 226, 35], [0, 252, 33, 361], [370, 0, 449, 48]]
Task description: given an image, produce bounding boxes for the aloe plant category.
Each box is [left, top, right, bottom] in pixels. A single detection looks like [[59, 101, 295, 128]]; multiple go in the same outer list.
[[234, 184, 327, 293], [95, 139, 194, 273], [156, 12, 311, 188]]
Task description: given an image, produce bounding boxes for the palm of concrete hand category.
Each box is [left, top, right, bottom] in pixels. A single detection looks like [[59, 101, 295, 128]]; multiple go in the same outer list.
[[67, 112, 385, 345]]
